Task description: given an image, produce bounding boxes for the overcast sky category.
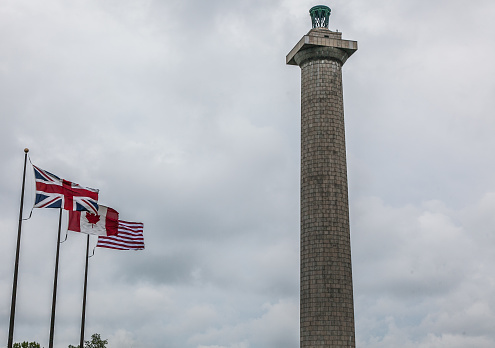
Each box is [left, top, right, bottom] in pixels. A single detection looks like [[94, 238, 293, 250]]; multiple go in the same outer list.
[[1, 0, 495, 347]]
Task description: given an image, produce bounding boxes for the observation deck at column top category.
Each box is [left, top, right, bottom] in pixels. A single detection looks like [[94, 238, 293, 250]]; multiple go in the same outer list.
[[286, 5, 358, 65]]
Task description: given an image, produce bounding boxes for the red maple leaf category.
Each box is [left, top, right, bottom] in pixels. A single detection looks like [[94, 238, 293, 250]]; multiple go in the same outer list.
[[85, 213, 100, 226]]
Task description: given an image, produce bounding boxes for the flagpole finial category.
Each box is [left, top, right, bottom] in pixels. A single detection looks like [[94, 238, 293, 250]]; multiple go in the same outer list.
[[24, 148, 29, 153]]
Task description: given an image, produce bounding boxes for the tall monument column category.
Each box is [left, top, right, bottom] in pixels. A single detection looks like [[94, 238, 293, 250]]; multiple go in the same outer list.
[[286, 6, 358, 348]]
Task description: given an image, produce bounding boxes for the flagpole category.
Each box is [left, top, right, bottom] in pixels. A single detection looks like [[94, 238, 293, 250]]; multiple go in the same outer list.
[[49, 207, 63, 348], [80, 234, 90, 348], [7, 148, 30, 348]]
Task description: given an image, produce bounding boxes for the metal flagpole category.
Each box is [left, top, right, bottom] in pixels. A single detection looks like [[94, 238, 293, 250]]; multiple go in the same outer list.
[[7, 148, 30, 348], [49, 207, 63, 348], [80, 234, 90, 348]]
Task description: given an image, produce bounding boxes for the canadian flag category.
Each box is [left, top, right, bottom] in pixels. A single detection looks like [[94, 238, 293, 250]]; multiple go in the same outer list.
[[68, 205, 119, 236]]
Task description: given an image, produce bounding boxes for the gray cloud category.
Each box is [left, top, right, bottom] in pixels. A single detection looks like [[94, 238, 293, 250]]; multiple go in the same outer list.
[[2, 0, 495, 347]]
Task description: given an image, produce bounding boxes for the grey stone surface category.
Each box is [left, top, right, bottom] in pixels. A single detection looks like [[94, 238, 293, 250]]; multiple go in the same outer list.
[[287, 27, 357, 348], [286, 28, 357, 65], [294, 47, 350, 67]]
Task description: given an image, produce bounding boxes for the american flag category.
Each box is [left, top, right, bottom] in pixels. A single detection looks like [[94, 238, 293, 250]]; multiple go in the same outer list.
[[96, 220, 144, 250], [33, 165, 99, 214]]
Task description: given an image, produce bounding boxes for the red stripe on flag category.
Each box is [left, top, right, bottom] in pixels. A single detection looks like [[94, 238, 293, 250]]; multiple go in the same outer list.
[[96, 220, 144, 250], [35, 182, 98, 199], [35, 182, 64, 194], [68, 211, 82, 232]]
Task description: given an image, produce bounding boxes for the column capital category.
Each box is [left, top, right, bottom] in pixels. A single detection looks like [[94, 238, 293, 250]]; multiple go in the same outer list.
[[286, 28, 357, 66], [294, 46, 350, 66]]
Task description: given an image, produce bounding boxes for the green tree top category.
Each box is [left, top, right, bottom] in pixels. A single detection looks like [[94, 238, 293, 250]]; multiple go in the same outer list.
[[68, 333, 108, 348], [13, 342, 42, 348]]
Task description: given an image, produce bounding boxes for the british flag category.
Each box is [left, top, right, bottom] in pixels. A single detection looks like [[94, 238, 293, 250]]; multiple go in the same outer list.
[[33, 165, 99, 214]]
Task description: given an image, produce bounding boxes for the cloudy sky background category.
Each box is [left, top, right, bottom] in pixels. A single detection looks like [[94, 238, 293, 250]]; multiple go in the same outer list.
[[1, 0, 495, 347]]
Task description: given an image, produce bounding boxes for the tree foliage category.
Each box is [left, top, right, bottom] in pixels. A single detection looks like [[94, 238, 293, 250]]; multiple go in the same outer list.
[[68, 333, 108, 348], [13, 342, 42, 348]]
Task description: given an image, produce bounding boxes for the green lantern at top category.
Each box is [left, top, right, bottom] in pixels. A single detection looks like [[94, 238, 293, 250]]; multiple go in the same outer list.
[[309, 5, 331, 28]]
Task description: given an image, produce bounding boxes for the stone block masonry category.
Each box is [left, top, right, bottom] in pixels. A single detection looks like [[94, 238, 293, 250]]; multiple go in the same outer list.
[[287, 20, 358, 348]]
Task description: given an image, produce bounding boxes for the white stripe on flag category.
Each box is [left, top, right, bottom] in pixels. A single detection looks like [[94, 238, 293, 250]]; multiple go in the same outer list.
[[96, 220, 144, 250]]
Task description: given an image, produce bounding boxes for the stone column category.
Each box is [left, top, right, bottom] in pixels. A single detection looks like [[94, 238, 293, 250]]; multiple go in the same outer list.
[[287, 6, 358, 348]]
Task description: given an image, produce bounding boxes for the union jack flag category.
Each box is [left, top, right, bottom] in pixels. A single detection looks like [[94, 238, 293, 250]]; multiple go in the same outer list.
[[33, 165, 99, 214]]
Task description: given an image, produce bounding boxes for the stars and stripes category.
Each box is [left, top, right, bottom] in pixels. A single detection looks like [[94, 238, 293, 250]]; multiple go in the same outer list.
[[33, 165, 99, 214], [96, 220, 144, 250]]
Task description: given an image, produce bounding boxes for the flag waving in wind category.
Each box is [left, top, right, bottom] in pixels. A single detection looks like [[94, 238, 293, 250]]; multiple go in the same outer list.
[[33, 165, 99, 214], [68, 205, 119, 236], [97, 220, 144, 250], [68, 205, 144, 250]]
